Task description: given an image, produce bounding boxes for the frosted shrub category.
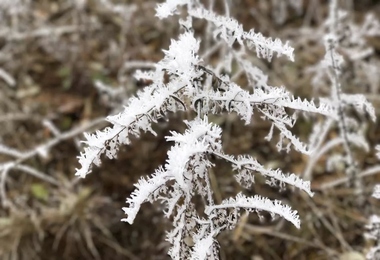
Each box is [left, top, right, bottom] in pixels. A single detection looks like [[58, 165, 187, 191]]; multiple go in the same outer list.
[[304, 0, 377, 190], [76, 1, 337, 259]]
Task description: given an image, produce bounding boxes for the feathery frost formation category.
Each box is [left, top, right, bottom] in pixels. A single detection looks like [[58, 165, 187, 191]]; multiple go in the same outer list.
[[75, 1, 338, 259]]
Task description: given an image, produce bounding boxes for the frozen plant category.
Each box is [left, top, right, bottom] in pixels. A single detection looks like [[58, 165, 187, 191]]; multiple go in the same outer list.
[[76, 1, 337, 259], [303, 0, 378, 198]]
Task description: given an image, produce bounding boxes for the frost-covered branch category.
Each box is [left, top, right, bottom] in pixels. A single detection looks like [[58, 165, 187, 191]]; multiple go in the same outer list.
[[205, 193, 301, 228], [74, 1, 346, 258], [213, 151, 313, 197], [303, 0, 377, 194]]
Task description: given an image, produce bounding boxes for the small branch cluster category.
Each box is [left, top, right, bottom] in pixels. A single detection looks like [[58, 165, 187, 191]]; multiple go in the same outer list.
[[75, 0, 351, 259], [303, 0, 378, 196]]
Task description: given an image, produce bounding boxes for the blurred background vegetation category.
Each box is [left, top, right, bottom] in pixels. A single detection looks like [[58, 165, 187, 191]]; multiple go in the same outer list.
[[0, 0, 380, 259]]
